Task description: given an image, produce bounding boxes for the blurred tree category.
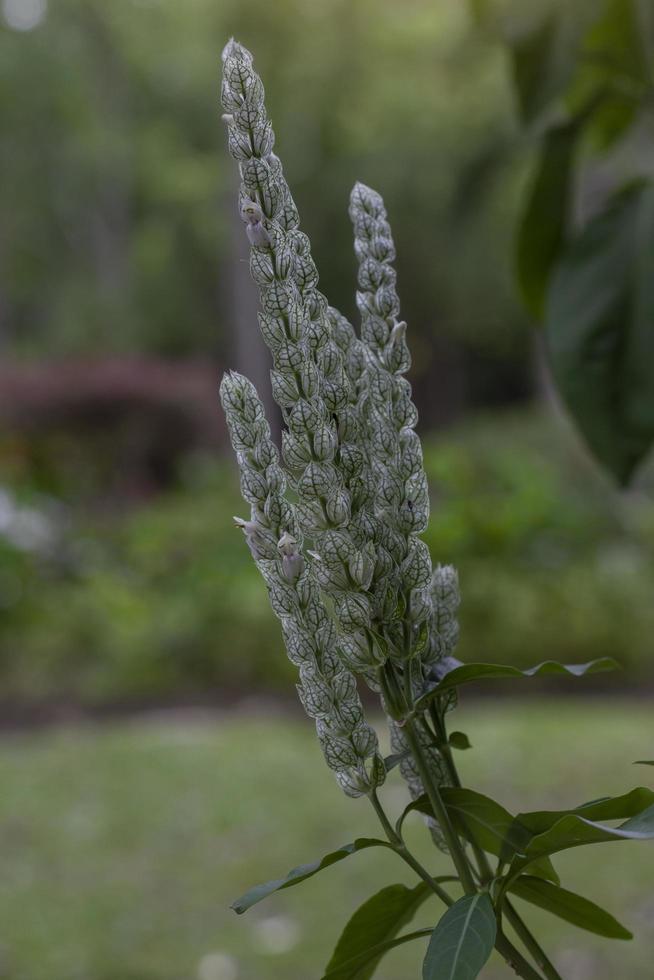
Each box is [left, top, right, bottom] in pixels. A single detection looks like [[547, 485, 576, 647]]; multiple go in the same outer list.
[[0, 0, 531, 424], [471, 0, 654, 483]]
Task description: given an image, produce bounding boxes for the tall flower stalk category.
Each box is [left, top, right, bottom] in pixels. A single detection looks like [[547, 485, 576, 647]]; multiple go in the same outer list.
[[219, 39, 654, 980]]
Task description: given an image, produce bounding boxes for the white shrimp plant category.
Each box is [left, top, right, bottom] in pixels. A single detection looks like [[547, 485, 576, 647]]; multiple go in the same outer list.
[[218, 39, 654, 980]]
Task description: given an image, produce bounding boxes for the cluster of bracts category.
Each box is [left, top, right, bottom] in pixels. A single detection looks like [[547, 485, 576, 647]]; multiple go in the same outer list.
[[219, 40, 459, 809]]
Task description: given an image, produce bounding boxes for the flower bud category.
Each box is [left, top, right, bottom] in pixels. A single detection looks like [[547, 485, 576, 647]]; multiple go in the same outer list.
[[408, 586, 432, 626], [334, 592, 371, 631], [246, 221, 271, 247], [317, 725, 360, 770], [263, 280, 294, 316], [297, 670, 333, 719], [228, 128, 253, 161], [257, 313, 285, 350], [324, 489, 351, 526], [272, 339, 305, 373], [312, 424, 337, 461], [240, 198, 263, 225], [348, 548, 374, 590], [233, 516, 270, 561], [270, 369, 299, 407], [277, 531, 305, 584], [251, 119, 274, 157], [401, 539, 432, 590], [282, 431, 311, 471], [249, 248, 275, 285]]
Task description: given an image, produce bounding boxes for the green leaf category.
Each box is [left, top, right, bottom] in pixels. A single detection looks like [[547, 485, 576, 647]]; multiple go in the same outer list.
[[396, 795, 431, 835], [517, 787, 654, 835], [516, 119, 579, 318], [508, 876, 632, 940], [413, 657, 617, 710], [402, 789, 558, 884], [231, 839, 391, 914], [322, 882, 431, 980], [441, 788, 534, 863], [567, 0, 649, 150], [384, 750, 410, 772], [395, 798, 466, 852], [323, 929, 433, 979], [422, 894, 496, 980], [448, 731, 472, 751], [509, 2, 626, 126], [545, 181, 654, 484], [583, 92, 639, 151], [504, 796, 654, 889], [510, 11, 562, 124], [440, 788, 559, 883], [522, 802, 654, 864]]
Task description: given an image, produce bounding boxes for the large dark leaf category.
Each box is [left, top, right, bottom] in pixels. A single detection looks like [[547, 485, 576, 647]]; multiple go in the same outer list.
[[441, 788, 559, 882], [322, 882, 431, 980], [520, 802, 654, 864], [567, 0, 648, 150], [441, 789, 537, 864], [413, 657, 617, 711], [509, 876, 632, 939], [231, 839, 391, 914], [422, 894, 496, 980], [516, 119, 579, 318], [517, 787, 654, 835], [510, 11, 562, 124], [402, 789, 558, 883], [545, 181, 654, 484], [509, 3, 598, 119]]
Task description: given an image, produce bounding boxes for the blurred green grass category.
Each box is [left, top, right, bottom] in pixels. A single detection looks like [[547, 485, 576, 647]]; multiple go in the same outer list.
[[1, 700, 652, 980]]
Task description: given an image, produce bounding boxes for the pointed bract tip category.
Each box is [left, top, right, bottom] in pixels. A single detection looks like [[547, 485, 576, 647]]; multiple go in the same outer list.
[[221, 37, 236, 61], [218, 370, 233, 393], [219, 370, 247, 411], [350, 181, 383, 207], [220, 368, 245, 388], [352, 180, 374, 196], [221, 38, 252, 64]]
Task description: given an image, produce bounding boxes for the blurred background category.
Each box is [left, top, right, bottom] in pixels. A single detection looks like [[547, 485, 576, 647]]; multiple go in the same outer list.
[[1, 0, 653, 978]]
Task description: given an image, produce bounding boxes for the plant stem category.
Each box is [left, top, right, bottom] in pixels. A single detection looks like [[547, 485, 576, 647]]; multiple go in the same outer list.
[[382, 658, 477, 896], [429, 710, 493, 883], [369, 791, 454, 906], [495, 930, 549, 980], [392, 646, 549, 979], [429, 705, 562, 980], [370, 792, 547, 980], [504, 900, 563, 980], [401, 715, 478, 895]]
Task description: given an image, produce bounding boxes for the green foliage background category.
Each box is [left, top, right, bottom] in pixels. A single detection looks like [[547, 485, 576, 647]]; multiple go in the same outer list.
[[1, 0, 527, 362], [3, 410, 654, 703], [2, 0, 653, 700], [2, 4, 654, 977]]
